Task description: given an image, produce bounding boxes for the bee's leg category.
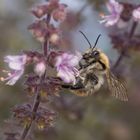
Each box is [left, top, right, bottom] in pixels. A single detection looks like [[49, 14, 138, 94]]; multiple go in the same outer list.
[[79, 61, 83, 69], [79, 60, 89, 69], [62, 78, 84, 90], [91, 74, 98, 85]]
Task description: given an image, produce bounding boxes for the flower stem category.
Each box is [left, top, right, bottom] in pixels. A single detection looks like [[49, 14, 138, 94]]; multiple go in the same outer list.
[[20, 14, 51, 140], [44, 14, 51, 56], [113, 21, 138, 69], [20, 87, 40, 140]]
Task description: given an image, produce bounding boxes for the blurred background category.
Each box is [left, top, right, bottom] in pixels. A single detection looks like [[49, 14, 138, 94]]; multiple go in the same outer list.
[[0, 0, 140, 140]]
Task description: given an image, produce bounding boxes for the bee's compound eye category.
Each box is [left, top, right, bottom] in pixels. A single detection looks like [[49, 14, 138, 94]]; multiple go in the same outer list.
[[92, 50, 99, 57]]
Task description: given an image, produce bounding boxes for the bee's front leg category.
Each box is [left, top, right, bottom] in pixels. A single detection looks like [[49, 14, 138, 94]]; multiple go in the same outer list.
[[79, 59, 89, 69]]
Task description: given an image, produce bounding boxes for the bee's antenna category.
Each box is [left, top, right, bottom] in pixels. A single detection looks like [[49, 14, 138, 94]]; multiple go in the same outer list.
[[79, 31, 92, 48], [92, 34, 101, 50]]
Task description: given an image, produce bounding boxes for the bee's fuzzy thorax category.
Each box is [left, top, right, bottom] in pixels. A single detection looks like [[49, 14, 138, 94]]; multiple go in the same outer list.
[[99, 52, 110, 69]]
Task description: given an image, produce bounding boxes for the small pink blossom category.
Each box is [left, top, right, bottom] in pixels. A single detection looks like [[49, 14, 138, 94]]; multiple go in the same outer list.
[[28, 20, 47, 43], [49, 33, 60, 45], [52, 4, 67, 22], [31, 4, 48, 18], [55, 52, 82, 84], [100, 0, 123, 26], [34, 61, 46, 77], [3, 54, 27, 85], [132, 7, 140, 22]]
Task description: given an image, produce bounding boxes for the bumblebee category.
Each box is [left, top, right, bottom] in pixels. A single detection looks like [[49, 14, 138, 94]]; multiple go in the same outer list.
[[62, 31, 128, 101]]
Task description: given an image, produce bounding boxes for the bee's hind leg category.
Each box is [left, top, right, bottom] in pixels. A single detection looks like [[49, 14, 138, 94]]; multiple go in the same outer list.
[[61, 78, 84, 90], [84, 74, 98, 85]]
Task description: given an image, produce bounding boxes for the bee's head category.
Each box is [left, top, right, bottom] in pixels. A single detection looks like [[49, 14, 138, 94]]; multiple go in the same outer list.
[[79, 31, 110, 69], [79, 31, 101, 61], [83, 48, 100, 60]]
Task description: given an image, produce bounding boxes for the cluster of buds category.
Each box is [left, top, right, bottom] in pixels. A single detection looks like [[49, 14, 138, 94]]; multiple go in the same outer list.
[[13, 104, 33, 127], [25, 74, 62, 97], [36, 107, 56, 130], [110, 33, 140, 51], [31, 0, 67, 21], [28, 0, 67, 45], [4, 132, 18, 140], [13, 104, 56, 130]]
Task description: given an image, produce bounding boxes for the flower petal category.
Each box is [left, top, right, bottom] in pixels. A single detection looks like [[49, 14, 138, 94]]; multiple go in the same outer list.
[[132, 7, 140, 22], [55, 52, 81, 84], [107, 0, 123, 14], [68, 52, 82, 66], [55, 55, 63, 67], [4, 55, 27, 70], [57, 66, 75, 83], [5, 70, 24, 85]]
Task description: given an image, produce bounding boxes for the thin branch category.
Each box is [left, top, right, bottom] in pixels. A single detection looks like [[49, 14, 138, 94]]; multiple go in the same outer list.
[[20, 87, 40, 140], [44, 14, 51, 56], [112, 21, 138, 70]]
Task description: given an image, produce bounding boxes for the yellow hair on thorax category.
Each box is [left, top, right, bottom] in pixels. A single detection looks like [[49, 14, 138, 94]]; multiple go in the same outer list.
[[99, 52, 110, 69]]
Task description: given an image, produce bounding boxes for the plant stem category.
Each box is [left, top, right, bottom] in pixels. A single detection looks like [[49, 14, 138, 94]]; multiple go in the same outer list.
[[44, 14, 51, 56], [20, 87, 40, 140], [112, 21, 138, 69], [20, 14, 51, 140]]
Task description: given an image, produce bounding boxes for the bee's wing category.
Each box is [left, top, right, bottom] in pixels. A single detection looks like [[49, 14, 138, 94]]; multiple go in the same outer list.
[[106, 71, 128, 101]]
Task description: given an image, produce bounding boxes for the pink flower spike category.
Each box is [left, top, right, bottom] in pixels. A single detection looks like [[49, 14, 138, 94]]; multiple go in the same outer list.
[[3, 54, 27, 85], [55, 52, 82, 84], [132, 7, 140, 22], [100, 0, 123, 27]]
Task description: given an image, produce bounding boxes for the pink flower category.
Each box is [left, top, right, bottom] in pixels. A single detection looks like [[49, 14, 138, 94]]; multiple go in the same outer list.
[[100, 0, 123, 26], [132, 7, 140, 22], [55, 52, 82, 84], [3, 55, 27, 85]]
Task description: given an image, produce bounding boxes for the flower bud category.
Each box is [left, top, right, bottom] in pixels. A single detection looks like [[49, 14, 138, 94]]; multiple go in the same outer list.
[[34, 61, 46, 77], [28, 20, 47, 43], [53, 8, 66, 22], [132, 7, 140, 22], [31, 4, 48, 18], [52, 4, 67, 22], [49, 33, 60, 45]]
